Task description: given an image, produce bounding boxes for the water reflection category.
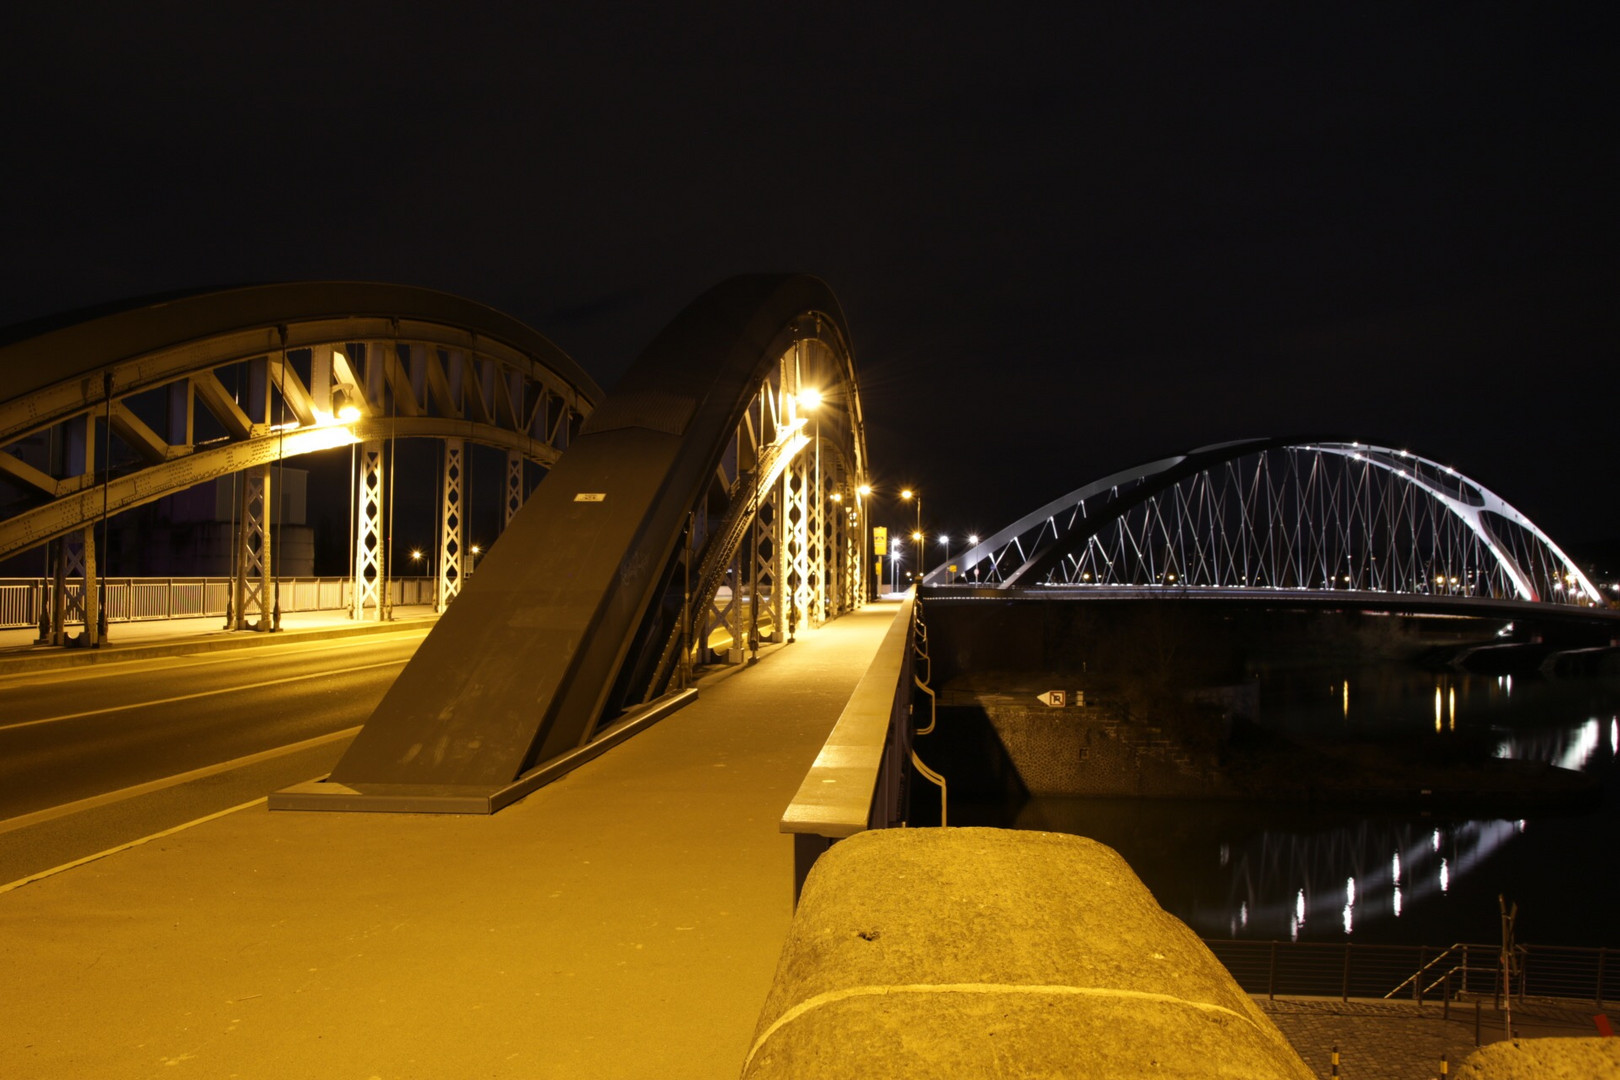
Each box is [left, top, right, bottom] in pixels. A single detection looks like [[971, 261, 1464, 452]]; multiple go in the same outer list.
[[1011, 667, 1620, 946]]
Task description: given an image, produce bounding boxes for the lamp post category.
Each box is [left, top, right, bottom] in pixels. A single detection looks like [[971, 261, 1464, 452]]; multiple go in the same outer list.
[[410, 547, 431, 606], [901, 488, 922, 583], [967, 534, 979, 582]]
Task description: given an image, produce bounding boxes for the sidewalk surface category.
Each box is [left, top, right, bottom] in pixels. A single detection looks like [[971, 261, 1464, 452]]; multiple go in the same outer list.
[[0, 603, 901, 1079]]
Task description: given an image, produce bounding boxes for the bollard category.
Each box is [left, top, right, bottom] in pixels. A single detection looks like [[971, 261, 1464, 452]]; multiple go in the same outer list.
[[1474, 1000, 1481, 1046], [1330, 1045, 1339, 1080], [1440, 1053, 1448, 1078]]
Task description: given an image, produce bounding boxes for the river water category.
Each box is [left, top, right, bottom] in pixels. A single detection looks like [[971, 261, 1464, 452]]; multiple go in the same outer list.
[[988, 666, 1620, 948]]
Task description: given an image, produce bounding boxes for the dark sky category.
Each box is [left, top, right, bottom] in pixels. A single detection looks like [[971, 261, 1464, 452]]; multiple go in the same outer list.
[[4, 6, 1615, 548]]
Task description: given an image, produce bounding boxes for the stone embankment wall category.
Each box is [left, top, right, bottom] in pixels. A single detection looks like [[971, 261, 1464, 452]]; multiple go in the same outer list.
[[947, 692, 1237, 798]]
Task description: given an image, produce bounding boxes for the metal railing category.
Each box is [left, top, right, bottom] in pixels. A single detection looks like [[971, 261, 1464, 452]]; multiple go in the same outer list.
[[1204, 938, 1615, 1007], [0, 576, 439, 630]]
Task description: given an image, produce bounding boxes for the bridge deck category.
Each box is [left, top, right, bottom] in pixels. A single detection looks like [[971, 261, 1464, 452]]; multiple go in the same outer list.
[[0, 602, 900, 1078]]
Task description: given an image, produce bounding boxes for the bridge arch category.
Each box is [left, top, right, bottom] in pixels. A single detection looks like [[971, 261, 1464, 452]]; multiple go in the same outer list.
[[935, 438, 1603, 607], [275, 274, 872, 812], [0, 282, 601, 634]]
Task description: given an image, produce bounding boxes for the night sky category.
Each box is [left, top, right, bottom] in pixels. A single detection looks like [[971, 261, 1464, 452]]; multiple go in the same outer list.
[[4, 6, 1615, 552]]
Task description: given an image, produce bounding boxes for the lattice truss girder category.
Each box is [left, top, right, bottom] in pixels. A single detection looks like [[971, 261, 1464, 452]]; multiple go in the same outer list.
[[948, 441, 1602, 606], [437, 438, 465, 611], [233, 464, 273, 630], [352, 441, 386, 619], [643, 326, 868, 697], [0, 321, 592, 565]]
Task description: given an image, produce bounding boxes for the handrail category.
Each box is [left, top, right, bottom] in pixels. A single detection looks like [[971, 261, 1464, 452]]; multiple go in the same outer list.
[[1203, 939, 1611, 1007], [780, 591, 920, 901], [1385, 942, 1469, 999], [0, 575, 439, 631], [912, 674, 936, 735]]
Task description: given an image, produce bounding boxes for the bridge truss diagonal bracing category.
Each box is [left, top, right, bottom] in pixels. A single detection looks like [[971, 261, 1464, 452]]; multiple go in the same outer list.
[[0, 283, 602, 637], [273, 274, 872, 814], [938, 438, 1604, 608]]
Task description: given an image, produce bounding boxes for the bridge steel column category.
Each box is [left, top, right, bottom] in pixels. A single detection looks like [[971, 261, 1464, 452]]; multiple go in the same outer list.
[[273, 275, 870, 813], [436, 437, 465, 612], [751, 491, 781, 652], [810, 431, 825, 626], [232, 464, 274, 631], [352, 440, 386, 621], [71, 527, 99, 646], [504, 449, 524, 530]]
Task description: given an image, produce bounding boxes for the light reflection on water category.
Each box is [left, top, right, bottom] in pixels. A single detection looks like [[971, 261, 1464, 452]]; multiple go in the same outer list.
[[1010, 666, 1620, 946]]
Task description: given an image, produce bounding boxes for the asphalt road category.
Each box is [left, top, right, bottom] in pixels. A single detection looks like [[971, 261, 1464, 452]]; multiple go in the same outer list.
[[0, 627, 427, 885]]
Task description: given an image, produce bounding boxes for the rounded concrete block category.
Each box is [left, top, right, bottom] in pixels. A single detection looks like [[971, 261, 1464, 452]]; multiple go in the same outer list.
[[1456, 1037, 1620, 1079], [743, 827, 1312, 1079]]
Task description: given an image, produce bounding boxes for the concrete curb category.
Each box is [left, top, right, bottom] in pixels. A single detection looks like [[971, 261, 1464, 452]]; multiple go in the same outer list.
[[0, 615, 438, 674]]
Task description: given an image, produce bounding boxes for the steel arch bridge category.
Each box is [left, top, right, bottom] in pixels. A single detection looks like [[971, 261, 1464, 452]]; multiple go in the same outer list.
[[930, 438, 1604, 608], [274, 274, 873, 812], [0, 282, 602, 638]]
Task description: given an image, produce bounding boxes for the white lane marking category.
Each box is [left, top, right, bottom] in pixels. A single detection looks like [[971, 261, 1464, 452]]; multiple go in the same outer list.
[[0, 795, 272, 895], [0, 628, 428, 687], [0, 658, 408, 732], [0, 725, 361, 836]]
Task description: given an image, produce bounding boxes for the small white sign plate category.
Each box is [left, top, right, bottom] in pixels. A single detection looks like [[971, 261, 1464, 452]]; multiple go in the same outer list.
[[1040, 690, 1067, 708], [574, 493, 607, 502]]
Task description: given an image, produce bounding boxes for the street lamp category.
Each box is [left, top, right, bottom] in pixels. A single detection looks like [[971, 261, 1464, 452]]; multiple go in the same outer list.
[[900, 488, 922, 581], [967, 534, 979, 582]]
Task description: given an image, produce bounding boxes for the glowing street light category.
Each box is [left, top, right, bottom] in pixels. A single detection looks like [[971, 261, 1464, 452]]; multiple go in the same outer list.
[[900, 489, 923, 580]]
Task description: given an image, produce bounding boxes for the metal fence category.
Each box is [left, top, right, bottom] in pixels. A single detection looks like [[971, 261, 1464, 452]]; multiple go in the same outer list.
[[0, 576, 438, 630], [1204, 939, 1615, 1007]]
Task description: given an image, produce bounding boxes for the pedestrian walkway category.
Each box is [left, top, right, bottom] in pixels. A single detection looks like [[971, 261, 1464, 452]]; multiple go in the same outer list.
[[1258, 995, 1609, 1078], [0, 605, 439, 672], [0, 603, 900, 1079]]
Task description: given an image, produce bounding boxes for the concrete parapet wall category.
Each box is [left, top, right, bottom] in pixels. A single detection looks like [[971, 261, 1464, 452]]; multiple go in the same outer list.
[[742, 828, 1312, 1078], [1456, 1037, 1620, 1078]]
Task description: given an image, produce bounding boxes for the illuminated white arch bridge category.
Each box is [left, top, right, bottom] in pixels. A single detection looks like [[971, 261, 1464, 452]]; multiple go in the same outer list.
[[929, 437, 1606, 610]]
